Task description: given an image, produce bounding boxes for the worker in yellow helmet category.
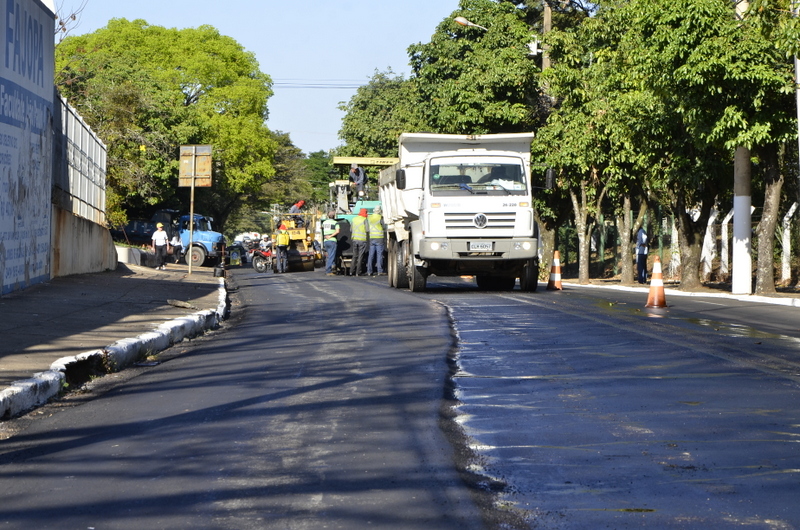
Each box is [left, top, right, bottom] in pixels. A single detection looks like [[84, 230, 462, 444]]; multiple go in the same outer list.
[[275, 223, 290, 273]]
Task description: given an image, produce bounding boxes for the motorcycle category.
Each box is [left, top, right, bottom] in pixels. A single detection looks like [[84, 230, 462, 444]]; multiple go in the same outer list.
[[251, 248, 273, 273]]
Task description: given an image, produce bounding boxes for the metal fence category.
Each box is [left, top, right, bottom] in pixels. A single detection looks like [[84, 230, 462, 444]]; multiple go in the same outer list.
[[52, 93, 107, 225]]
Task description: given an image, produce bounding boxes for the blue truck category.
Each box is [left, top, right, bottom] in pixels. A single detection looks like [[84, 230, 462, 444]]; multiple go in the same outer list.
[[179, 213, 226, 267], [150, 210, 225, 267]]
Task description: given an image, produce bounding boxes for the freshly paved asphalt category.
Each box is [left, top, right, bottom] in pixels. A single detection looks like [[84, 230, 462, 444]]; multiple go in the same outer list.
[[0, 261, 225, 419], [1, 258, 797, 422]]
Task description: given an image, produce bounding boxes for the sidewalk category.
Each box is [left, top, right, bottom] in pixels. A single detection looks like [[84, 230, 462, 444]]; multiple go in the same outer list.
[[0, 261, 227, 419]]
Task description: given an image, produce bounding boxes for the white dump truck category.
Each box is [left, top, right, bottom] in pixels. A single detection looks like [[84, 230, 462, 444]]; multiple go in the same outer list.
[[379, 132, 540, 292]]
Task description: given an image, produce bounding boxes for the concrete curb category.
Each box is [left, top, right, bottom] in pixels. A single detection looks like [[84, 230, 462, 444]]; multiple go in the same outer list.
[[563, 281, 800, 308], [0, 278, 228, 420]]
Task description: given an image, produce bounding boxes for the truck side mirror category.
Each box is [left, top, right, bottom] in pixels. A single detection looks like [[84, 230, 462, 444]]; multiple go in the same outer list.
[[396, 169, 406, 190], [545, 168, 556, 190]]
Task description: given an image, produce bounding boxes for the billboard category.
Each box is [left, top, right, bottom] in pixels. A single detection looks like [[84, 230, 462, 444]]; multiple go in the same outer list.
[[0, 0, 55, 294]]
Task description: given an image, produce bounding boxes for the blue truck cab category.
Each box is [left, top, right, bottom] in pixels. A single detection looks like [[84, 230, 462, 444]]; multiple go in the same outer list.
[[179, 213, 225, 267]]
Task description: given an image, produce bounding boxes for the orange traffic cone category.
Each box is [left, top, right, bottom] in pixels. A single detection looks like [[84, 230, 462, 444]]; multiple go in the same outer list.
[[547, 250, 563, 291], [645, 256, 667, 308]]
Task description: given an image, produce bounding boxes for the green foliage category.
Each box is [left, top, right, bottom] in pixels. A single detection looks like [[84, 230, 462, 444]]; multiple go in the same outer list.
[[304, 151, 337, 204], [626, 0, 796, 151], [408, 0, 542, 134], [259, 131, 313, 209], [55, 19, 276, 226], [532, 0, 797, 285], [338, 70, 426, 157]]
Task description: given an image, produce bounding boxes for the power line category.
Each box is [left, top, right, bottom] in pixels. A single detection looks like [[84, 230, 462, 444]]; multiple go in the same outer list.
[[272, 79, 366, 89]]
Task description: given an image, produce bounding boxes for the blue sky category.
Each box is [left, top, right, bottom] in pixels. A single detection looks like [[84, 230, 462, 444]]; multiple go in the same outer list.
[[59, 0, 459, 155]]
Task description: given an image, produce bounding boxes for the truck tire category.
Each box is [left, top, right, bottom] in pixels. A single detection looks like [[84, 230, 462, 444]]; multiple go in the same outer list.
[[520, 258, 539, 292], [387, 239, 396, 287], [410, 265, 427, 292], [408, 248, 427, 292], [187, 246, 207, 267], [395, 240, 409, 289]]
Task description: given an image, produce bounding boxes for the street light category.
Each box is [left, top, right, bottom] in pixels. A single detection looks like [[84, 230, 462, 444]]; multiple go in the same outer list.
[[455, 14, 549, 68], [454, 16, 488, 31]]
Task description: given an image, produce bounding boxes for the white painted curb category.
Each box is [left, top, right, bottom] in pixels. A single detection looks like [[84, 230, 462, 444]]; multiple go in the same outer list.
[[0, 279, 227, 420], [566, 282, 800, 308]]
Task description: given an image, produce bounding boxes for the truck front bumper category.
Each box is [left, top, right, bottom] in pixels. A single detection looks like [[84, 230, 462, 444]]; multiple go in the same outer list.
[[417, 237, 537, 260]]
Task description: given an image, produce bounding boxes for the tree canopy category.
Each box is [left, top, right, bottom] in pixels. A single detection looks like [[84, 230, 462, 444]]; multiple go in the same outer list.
[[338, 70, 425, 158], [408, 0, 543, 134], [537, 0, 795, 288], [55, 19, 277, 227]]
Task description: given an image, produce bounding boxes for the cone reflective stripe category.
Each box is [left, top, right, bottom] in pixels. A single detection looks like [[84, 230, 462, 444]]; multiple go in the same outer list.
[[547, 250, 563, 291], [645, 256, 667, 308]]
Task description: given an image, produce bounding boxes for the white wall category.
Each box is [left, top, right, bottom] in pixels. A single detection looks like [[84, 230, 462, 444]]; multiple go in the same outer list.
[[0, 0, 55, 294]]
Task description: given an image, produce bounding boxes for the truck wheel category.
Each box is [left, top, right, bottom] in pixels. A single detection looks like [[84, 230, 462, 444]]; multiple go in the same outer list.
[[187, 246, 207, 267], [409, 265, 427, 292], [520, 258, 539, 292], [408, 249, 426, 292], [253, 256, 268, 273], [395, 240, 409, 289], [387, 239, 396, 287]]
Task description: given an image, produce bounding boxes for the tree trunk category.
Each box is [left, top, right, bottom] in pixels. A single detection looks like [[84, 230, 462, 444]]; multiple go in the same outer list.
[[569, 168, 606, 285], [674, 189, 714, 291], [570, 183, 593, 284], [535, 211, 556, 280], [616, 197, 634, 284], [754, 144, 784, 294], [616, 195, 648, 284]]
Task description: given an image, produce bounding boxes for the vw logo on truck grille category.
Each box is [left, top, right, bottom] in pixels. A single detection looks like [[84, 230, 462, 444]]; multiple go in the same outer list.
[[473, 213, 488, 229]]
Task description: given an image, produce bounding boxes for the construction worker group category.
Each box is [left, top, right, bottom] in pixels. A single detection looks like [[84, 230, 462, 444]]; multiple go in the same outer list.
[[320, 205, 386, 277]]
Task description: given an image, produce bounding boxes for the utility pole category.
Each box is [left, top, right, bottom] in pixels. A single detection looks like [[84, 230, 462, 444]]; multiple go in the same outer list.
[[732, 146, 752, 294], [794, 2, 800, 207], [732, 0, 752, 294]]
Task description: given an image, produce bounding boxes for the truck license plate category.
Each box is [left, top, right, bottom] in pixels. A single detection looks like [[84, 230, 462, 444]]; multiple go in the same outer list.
[[469, 241, 493, 252]]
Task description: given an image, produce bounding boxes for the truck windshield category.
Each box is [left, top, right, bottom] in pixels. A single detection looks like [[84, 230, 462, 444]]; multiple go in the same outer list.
[[182, 218, 213, 232], [429, 156, 527, 196]]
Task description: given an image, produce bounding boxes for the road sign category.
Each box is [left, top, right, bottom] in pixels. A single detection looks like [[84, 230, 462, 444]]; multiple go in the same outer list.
[[179, 145, 213, 187]]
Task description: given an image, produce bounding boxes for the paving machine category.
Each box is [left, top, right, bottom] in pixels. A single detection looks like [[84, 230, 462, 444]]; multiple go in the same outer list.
[[273, 212, 321, 273]]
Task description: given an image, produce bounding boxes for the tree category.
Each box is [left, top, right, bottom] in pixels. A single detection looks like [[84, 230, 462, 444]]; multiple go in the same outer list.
[[304, 151, 336, 205], [259, 131, 313, 210], [624, 0, 795, 291], [338, 70, 426, 157], [408, 0, 543, 134], [539, 0, 795, 290], [54, 1, 88, 43], [55, 19, 277, 228], [536, 10, 648, 285]]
